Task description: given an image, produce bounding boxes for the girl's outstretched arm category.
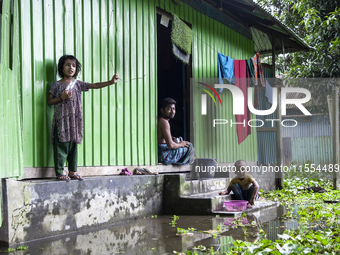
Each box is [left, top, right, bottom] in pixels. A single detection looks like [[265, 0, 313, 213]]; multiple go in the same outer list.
[[89, 74, 119, 89]]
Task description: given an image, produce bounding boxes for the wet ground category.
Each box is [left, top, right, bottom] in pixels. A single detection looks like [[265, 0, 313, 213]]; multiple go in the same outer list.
[[0, 205, 298, 255]]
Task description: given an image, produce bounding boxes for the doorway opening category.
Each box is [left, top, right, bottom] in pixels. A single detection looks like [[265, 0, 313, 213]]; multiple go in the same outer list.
[[156, 11, 192, 141]]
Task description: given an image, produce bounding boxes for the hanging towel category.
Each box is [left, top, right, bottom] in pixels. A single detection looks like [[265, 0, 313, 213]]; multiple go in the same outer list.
[[234, 60, 251, 144], [217, 52, 235, 93], [265, 79, 273, 104]]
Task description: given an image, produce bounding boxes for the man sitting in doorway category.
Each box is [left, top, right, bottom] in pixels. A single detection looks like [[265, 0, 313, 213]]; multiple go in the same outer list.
[[158, 98, 195, 165]]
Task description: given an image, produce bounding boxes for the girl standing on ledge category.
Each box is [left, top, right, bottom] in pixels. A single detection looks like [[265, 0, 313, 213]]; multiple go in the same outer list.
[[48, 55, 119, 180]]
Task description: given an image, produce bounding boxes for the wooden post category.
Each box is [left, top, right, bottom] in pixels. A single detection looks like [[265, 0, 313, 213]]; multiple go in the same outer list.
[[327, 94, 333, 135], [272, 36, 283, 189], [332, 87, 339, 190], [276, 87, 283, 189]]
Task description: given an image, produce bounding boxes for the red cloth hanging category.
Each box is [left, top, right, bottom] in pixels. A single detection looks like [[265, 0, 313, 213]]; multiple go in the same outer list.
[[234, 60, 251, 144]]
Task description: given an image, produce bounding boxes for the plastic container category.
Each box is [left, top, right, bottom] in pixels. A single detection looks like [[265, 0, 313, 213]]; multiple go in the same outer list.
[[223, 200, 248, 212]]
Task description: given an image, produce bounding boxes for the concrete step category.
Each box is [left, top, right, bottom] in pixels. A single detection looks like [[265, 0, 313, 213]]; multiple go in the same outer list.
[[163, 174, 279, 215], [163, 174, 229, 215]]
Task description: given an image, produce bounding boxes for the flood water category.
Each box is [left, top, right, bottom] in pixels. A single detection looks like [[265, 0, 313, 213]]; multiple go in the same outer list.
[[0, 205, 299, 255]]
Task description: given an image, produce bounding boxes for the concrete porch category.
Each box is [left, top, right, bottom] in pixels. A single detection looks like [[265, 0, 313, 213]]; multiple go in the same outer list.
[[0, 175, 164, 246], [23, 164, 192, 179], [0, 165, 277, 246]]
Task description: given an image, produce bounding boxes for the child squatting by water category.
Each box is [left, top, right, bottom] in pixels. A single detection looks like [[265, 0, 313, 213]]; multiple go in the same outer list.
[[219, 160, 260, 208], [47, 55, 119, 181]]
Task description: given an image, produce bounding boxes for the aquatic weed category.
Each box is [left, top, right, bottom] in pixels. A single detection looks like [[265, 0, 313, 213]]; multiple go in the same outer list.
[[16, 246, 28, 251], [170, 215, 180, 227]]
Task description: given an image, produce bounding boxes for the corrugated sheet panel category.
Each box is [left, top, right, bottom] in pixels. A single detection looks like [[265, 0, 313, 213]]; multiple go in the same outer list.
[[282, 110, 332, 138], [20, 0, 157, 167], [256, 64, 277, 165], [257, 132, 277, 165], [0, 0, 23, 226], [290, 136, 332, 166], [181, 0, 252, 40], [19, 0, 259, 168], [180, 2, 258, 163], [282, 109, 333, 166], [0, 0, 23, 179], [257, 87, 277, 128], [262, 63, 274, 78], [158, 0, 259, 163]]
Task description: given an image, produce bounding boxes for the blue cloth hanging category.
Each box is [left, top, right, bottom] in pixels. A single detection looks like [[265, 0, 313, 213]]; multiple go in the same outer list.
[[217, 52, 235, 93]]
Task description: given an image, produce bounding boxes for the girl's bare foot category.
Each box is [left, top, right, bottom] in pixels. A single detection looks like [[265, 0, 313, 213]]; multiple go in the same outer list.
[[56, 174, 70, 181], [68, 171, 83, 180]]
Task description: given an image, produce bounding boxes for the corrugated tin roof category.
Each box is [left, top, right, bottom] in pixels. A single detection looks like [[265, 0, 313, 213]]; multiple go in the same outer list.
[[248, 0, 312, 53], [201, 0, 313, 54]]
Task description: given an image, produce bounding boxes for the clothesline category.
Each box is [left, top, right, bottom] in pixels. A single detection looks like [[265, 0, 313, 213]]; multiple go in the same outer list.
[[162, 0, 274, 145], [216, 55, 274, 144]]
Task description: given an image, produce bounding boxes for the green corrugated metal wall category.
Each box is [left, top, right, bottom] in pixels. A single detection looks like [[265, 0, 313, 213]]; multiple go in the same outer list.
[[19, 0, 257, 168], [157, 0, 257, 163], [0, 0, 23, 227], [0, 0, 23, 176], [20, 0, 157, 167], [193, 89, 258, 163]]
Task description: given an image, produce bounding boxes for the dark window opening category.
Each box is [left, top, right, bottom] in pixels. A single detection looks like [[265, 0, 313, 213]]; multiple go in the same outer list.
[[157, 11, 192, 142]]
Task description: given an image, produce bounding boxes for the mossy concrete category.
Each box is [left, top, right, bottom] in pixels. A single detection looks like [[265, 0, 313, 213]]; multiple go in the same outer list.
[[0, 175, 164, 246], [0, 171, 278, 246], [163, 174, 229, 215]]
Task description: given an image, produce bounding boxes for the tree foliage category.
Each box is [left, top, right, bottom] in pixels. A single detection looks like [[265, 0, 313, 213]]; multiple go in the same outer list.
[[257, 0, 340, 114]]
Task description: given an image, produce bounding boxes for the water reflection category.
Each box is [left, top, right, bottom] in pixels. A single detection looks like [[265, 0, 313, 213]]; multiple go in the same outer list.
[[0, 205, 299, 255]]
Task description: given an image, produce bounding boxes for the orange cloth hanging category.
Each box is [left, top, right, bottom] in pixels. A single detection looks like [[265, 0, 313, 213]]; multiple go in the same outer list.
[[251, 52, 265, 108]]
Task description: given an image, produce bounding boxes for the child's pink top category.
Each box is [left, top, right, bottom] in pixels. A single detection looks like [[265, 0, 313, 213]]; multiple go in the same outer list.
[[49, 80, 90, 144]]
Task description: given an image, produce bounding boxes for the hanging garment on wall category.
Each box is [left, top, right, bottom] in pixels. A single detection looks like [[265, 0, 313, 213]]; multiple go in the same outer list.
[[250, 52, 266, 109], [217, 52, 235, 93], [251, 52, 265, 87], [265, 79, 273, 104], [234, 60, 251, 144]]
